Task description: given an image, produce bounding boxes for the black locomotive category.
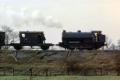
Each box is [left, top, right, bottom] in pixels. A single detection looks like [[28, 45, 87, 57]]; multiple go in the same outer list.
[[0, 30, 106, 50], [59, 30, 106, 50]]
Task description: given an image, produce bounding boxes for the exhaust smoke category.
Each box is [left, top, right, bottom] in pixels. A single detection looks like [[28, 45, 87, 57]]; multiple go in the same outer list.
[[0, 6, 62, 28]]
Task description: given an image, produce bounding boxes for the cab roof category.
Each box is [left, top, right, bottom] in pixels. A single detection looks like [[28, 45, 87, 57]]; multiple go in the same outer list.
[[20, 31, 44, 34]]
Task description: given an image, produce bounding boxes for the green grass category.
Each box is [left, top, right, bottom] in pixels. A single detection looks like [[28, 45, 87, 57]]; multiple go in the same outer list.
[[1, 76, 120, 80]]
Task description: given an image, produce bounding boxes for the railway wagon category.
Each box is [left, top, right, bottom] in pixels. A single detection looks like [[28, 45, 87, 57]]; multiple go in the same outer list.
[[59, 30, 106, 50], [10, 31, 53, 50], [0, 31, 5, 49]]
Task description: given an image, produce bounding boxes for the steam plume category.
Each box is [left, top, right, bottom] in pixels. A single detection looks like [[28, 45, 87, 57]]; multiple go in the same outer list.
[[0, 6, 62, 28]]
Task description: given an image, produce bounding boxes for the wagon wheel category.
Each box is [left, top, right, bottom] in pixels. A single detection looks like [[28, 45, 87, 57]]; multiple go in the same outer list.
[[14, 45, 22, 50], [69, 48, 75, 51], [41, 45, 49, 50], [87, 48, 95, 50]]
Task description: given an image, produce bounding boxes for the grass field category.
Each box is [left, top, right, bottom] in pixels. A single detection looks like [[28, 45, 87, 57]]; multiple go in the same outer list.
[[1, 50, 120, 80], [1, 76, 120, 80]]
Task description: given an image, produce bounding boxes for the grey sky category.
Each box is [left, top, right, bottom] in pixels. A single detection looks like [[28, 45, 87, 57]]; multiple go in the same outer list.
[[0, 0, 120, 44]]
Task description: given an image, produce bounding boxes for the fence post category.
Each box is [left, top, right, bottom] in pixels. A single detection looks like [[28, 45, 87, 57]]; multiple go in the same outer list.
[[45, 69, 48, 76], [94, 69, 97, 76], [29, 68, 33, 80], [100, 68, 103, 76], [3, 68, 6, 76], [44, 68, 49, 76], [12, 68, 14, 76]]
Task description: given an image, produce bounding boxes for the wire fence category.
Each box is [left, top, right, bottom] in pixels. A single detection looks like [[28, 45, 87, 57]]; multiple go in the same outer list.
[[0, 66, 118, 77]]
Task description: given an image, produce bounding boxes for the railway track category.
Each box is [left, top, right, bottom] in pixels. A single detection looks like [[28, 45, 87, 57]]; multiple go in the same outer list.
[[0, 50, 120, 57]]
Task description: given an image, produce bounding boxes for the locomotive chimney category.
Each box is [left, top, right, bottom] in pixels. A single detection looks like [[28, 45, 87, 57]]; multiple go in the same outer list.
[[78, 30, 81, 32], [63, 30, 66, 33]]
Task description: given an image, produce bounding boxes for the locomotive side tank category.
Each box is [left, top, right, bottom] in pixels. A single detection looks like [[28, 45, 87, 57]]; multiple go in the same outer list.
[[59, 30, 106, 50]]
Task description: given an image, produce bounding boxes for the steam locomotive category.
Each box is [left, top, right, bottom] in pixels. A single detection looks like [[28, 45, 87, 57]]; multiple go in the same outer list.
[[59, 30, 106, 50], [0, 30, 106, 50]]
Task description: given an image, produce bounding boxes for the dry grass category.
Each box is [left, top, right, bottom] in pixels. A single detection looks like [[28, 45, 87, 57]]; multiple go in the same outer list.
[[0, 50, 120, 76]]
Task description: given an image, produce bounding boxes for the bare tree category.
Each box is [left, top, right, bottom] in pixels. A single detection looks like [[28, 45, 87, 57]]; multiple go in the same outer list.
[[109, 43, 116, 50], [1, 25, 18, 49], [117, 39, 120, 50], [1, 25, 13, 44], [9, 32, 19, 43], [106, 37, 112, 50]]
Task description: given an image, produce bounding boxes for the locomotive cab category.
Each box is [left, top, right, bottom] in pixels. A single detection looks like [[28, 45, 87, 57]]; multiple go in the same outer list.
[[92, 31, 106, 49], [92, 31, 105, 43]]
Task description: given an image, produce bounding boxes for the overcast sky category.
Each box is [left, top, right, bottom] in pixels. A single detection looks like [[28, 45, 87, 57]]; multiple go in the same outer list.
[[0, 0, 120, 44]]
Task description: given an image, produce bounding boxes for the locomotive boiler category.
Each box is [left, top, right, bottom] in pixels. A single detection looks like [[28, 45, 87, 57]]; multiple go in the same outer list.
[[59, 30, 106, 50]]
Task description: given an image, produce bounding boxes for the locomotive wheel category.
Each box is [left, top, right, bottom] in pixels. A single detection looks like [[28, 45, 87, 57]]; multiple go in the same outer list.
[[41, 45, 49, 50], [14, 46, 22, 50]]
